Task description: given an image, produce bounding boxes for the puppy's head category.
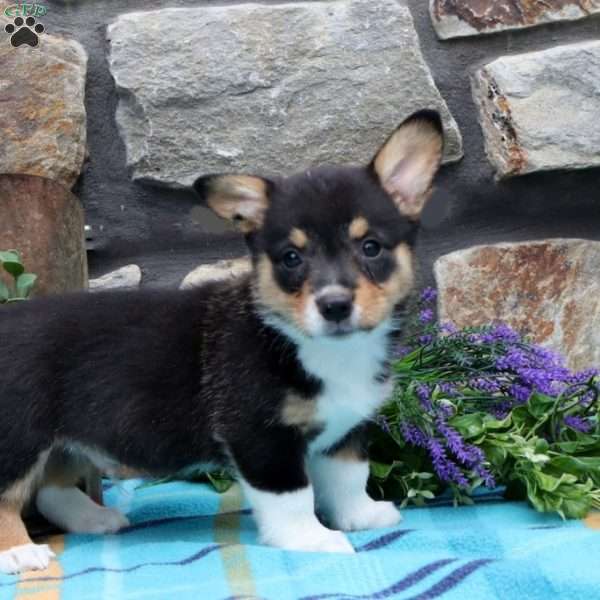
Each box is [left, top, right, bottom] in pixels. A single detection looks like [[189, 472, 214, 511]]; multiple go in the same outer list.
[[195, 110, 444, 338]]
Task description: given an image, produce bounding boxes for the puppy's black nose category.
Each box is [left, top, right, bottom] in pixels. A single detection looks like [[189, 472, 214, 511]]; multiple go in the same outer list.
[[317, 292, 353, 323]]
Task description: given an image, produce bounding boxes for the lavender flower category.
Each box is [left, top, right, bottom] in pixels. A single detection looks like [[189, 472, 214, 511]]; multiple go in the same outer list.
[[419, 308, 434, 324], [439, 322, 458, 335], [421, 287, 437, 303], [564, 415, 593, 433], [400, 423, 428, 447], [418, 334, 435, 346], [416, 384, 432, 410], [376, 415, 391, 434], [427, 438, 469, 487], [470, 378, 501, 394], [509, 383, 532, 404], [437, 419, 485, 469], [438, 382, 458, 397], [568, 369, 600, 385]]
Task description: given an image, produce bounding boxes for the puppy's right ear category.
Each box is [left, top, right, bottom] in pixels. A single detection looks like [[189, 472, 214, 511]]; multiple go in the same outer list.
[[193, 174, 271, 233]]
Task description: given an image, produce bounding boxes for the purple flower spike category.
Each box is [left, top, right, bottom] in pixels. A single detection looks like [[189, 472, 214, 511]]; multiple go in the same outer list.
[[427, 438, 469, 487], [418, 334, 435, 346], [564, 415, 593, 433], [419, 308, 434, 324], [509, 384, 532, 404], [376, 415, 391, 434], [470, 378, 501, 394], [401, 423, 429, 447], [421, 287, 438, 303], [416, 384, 433, 411]]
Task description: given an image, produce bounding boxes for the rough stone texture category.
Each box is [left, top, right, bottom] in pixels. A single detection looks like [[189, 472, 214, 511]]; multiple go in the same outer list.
[[435, 239, 600, 370], [0, 175, 88, 296], [89, 264, 142, 291], [107, 0, 463, 189], [0, 30, 87, 188], [430, 0, 600, 39], [180, 258, 251, 289], [471, 41, 600, 179]]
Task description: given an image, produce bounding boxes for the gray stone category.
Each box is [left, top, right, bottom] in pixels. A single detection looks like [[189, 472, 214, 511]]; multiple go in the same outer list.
[[107, 0, 463, 189], [0, 29, 87, 188], [435, 239, 600, 371], [471, 41, 600, 178], [180, 258, 251, 289], [89, 264, 142, 292], [430, 0, 600, 39]]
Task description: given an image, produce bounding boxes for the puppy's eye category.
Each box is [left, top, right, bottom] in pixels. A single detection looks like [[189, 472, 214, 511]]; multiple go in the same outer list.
[[362, 239, 381, 258], [282, 249, 303, 269]]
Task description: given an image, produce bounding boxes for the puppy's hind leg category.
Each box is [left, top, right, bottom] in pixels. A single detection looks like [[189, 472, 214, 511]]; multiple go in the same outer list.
[[0, 451, 55, 574], [35, 447, 129, 535]]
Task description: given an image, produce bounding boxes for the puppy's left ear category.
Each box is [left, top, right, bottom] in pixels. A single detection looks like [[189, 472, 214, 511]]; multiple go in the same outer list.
[[193, 174, 271, 233], [370, 110, 444, 220]]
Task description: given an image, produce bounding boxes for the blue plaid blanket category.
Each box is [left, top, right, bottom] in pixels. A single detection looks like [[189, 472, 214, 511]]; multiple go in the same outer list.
[[1, 480, 598, 599]]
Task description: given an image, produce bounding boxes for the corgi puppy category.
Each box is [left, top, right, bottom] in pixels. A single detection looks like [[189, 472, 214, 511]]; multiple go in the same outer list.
[[0, 110, 444, 573]]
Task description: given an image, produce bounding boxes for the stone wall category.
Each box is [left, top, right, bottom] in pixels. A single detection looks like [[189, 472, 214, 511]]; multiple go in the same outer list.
[[1, 0, 600, 361]]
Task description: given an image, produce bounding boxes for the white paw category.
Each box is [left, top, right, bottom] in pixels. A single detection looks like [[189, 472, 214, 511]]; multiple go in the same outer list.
[[69, 506, 130, 534], [265, 526, 355, 554], [331, 499, 401, 532], [0, 543, 55, 574]]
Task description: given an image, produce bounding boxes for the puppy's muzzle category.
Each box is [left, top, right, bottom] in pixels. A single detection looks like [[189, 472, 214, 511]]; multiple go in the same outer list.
[[316, 290, 353, 323]]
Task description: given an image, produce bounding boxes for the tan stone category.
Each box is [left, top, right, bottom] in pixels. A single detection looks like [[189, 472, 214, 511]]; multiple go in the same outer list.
[[435, 239, 600, 371], [180, 257, 251, 290], [0, 29, 87, 188], [0, 175, 88, 296], [430, 0, 600, 39]]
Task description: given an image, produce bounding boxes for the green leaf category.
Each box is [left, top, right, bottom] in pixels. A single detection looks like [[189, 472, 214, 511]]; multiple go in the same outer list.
[[0, 279, 8, 302], [206, 471, 235, 494], [16, 273, 37, 298], [370, 460, 395, 479], [2, 260, 24, 278], [450, 413, 485, 438], [0, 251, 19, 263]]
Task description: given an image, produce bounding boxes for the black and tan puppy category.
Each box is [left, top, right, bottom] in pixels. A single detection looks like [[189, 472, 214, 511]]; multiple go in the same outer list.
[[0, 110, 444, 573]]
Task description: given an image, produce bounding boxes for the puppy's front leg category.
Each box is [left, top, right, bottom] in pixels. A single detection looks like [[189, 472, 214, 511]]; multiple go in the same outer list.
[[310, 433, 401, 532], [231, 431, 354, 554]]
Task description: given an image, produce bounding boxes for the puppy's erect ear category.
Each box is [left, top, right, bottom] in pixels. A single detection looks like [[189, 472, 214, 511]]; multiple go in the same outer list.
[[371, 110, 444, 220], [193, 174, 271, 233]]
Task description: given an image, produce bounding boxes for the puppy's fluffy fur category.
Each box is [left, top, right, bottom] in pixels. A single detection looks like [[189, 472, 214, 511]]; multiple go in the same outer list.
[[0, 110, 444, 572]]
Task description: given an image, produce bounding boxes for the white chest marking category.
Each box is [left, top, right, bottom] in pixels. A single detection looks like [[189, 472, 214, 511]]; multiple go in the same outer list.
[[278, 321, 392, 454]]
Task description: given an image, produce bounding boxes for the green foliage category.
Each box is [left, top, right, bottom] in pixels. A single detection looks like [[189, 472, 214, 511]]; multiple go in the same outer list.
[[0, 250, 37, 303], [368, 325, 600, 520]]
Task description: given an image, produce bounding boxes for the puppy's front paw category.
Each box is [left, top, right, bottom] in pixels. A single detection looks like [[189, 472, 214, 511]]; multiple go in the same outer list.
[[301, 529, 355, 554], [263, 521, 355, 554], [331, 499, 401, 532], [0, 543, 55, 574]]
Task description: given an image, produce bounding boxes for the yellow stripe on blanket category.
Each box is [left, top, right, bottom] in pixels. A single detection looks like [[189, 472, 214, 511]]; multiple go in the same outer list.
[[214, 484, 256, 598], [15, 535, 64, 600]]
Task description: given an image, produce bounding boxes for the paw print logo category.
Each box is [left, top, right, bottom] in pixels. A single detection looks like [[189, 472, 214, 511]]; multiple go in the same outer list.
[[5, 16, 45, 48]]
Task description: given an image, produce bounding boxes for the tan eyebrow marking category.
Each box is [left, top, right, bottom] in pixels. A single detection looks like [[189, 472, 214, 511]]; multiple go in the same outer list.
[[349, 217, 369, 240], [289, 227, 308, 248]]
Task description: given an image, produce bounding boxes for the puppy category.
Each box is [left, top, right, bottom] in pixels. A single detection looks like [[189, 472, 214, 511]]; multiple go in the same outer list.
[[0, 110, 444, 573]]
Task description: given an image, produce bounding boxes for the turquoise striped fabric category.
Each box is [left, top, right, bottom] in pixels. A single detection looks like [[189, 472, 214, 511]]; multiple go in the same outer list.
[[1, 480, 597, 600]]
